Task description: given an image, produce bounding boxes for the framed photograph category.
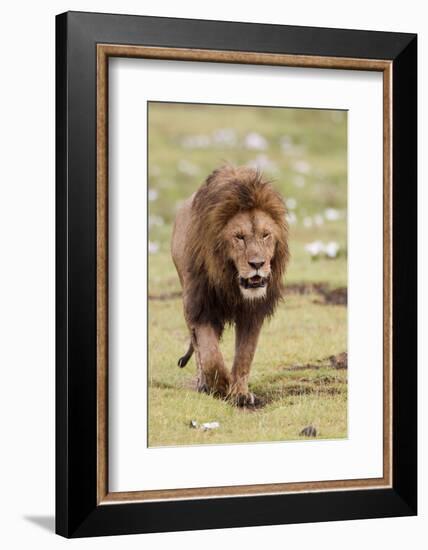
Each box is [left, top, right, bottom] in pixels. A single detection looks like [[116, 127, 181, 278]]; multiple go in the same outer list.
[[56, 11, 417, 538]]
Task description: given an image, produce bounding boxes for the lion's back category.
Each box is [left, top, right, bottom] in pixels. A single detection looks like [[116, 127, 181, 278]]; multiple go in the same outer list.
[[171, 194, 195, 287]]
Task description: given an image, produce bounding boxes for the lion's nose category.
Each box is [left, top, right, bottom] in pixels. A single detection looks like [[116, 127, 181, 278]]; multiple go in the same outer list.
[[248, 260, 265, 270]]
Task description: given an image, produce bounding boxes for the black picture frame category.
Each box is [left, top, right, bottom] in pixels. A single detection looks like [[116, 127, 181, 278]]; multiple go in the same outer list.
[[56, 10, 417, 538]]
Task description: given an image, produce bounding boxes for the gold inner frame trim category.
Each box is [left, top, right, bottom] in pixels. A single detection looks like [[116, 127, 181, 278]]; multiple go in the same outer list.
[[96, 43, 393, 505]]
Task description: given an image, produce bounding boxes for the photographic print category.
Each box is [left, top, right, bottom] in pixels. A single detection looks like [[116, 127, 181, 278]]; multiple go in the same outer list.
[[148, 102, 348, 447], [57, 14, 417, 536]]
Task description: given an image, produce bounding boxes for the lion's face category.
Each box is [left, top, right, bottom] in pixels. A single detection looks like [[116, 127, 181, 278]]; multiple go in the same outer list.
[[223, 209, 278, 300]]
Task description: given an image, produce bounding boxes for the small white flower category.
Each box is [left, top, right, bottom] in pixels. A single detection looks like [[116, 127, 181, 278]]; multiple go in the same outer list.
[[148, 241, 159, 254], [247, 154, 277, 173], [314, 214, 324, 226], [305, 241, 324, 257], [293, 175, 305, 188], [181, 134, 211, 149], [324, 208, 341, 221], [149, 215, 164, 228], [244, 132, 268, 151], [293, 160, 311, 174], [286, 212, 297, 225], [325, 241, 340, 258], [303, 216, 313, 228], [212, 128, 237, 147], [178, 159, 200, 176], [148, 188, 158, 201], [286, 198, 297, 210], [280, 136, 293, 153]]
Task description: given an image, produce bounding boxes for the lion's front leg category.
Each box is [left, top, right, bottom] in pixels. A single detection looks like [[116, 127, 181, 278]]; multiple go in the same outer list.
[[192, 324, 230, 397], [229, 320, 263, 407]]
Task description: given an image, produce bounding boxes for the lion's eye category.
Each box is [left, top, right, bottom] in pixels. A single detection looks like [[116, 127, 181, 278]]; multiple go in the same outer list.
[[236, 234, 245, 241], [263, 233, 270, 240]]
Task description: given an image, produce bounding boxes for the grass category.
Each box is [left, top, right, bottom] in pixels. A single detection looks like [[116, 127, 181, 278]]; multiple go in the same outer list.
[[148, 292, 347, 447], [147, 102, 347, 447]]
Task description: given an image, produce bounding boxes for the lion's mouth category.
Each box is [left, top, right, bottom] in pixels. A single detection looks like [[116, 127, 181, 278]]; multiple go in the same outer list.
[[239, 275, 267, 289]]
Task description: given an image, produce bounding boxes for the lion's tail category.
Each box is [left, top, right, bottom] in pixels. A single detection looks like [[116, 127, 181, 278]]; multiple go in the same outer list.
[[177, 341, 194, 368]]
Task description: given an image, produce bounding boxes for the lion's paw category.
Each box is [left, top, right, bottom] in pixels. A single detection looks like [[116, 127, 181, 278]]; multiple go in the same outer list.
[[197, 381, 229, 399], [231, 392, 264, 409], [197, 382, 210, 394], [197, 371, 230, 399]]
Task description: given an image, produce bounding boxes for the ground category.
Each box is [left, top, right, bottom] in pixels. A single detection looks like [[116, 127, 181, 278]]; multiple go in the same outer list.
[[147, 102, 347, 447]]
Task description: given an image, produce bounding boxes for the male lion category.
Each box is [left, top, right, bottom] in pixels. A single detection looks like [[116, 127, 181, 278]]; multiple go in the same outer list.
[[171, 165, 289, 407]]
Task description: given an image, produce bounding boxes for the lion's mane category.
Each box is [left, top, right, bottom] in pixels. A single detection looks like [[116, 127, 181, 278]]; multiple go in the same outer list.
[[185, 165, 289, 334]]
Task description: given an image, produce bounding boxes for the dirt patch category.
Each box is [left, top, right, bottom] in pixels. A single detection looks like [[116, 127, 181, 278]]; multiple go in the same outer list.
[[315, 286, 347, 306], [299, 375, 342, 385], [284, 352, 347, 372], [251, 353, 347, 406], [149, 283, 347, 305], [254, 383, 344, 405], [148, 290, 182, 301], [328, 352, 348, 369], [150, 380, 178, 390], [174, 353, 347, 410], [285, 283, 347, 305]]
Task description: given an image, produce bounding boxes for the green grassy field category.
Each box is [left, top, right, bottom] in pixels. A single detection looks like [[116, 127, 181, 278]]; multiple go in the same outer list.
[[148, 102, 347, 447]]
